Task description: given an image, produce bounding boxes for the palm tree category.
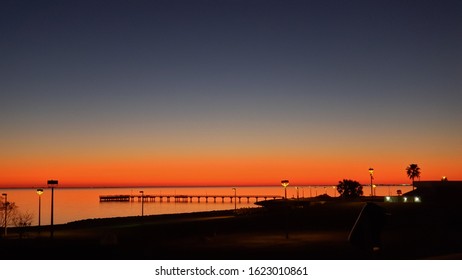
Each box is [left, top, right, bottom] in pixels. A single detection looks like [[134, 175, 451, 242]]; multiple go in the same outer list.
[[406, 163, 421, 190]]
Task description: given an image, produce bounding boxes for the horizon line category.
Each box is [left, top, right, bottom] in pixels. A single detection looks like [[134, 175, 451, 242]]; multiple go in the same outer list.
[[0, 183, 413, 189]]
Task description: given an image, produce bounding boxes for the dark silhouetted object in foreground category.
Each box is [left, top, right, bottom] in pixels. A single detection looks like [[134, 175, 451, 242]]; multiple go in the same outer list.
[[281, 180, 289, 199], [406, 163, 421, 190], [337, 179, 363, 198], [348, 202, 388, 253], [2, 193, 7, 237], [47, 180, 58, 238]]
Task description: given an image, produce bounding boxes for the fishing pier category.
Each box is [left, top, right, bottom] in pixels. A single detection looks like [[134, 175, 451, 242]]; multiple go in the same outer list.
[[99, 194, 283, 203]]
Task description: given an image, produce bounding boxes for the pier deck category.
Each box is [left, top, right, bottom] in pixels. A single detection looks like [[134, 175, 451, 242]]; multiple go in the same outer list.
[[99, 194, 283, 203]]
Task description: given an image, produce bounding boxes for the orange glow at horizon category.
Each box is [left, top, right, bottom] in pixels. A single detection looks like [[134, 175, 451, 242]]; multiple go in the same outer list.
[[1, 151, 460, 188]]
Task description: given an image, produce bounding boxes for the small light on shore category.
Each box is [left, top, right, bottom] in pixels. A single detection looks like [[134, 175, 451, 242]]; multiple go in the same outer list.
[[281, 180, 289, 199], [368, 167, 374, 196], [36, 188, 44, 227]]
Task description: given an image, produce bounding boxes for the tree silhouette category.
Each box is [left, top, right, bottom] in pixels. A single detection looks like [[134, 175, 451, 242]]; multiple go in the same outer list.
[[406, 163, 421, 190], [0, 201, 17, 227], [12, 210, 33, 239], [337, 179, 363, 198]]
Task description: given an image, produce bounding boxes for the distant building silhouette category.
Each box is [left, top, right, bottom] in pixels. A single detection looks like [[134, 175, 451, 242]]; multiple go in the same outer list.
[[409, 181, 462, 202]]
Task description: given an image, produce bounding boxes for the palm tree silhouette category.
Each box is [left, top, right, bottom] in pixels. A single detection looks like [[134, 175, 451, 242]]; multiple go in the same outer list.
[[406, 163, 421, 190]]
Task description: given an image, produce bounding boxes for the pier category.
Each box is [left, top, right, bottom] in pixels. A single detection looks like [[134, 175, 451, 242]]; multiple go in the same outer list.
[[99, 194, 283, 203]]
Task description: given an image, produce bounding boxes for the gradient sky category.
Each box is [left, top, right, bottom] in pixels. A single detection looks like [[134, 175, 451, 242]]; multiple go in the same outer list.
[[1, 0, 461, 187]]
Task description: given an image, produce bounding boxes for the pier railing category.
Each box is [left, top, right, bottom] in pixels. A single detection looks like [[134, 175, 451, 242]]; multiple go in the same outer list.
[[99, 194, 283, 203]]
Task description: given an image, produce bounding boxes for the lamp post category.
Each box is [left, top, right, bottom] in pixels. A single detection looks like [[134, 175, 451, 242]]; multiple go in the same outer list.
[[139, 191, 144, 216], [47, 180, 58, 238], [232, 188, 237, 211], [281, 180, 289, 199], [280, 180, 290, 239], [2, 193, 7, 237], [295, 187, 299, 199], [36, 188, 44, 227], [368, 168, 374, 196]]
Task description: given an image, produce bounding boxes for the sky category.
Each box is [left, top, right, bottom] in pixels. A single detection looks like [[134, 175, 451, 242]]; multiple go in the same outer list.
[[1, 0, 461, 187]]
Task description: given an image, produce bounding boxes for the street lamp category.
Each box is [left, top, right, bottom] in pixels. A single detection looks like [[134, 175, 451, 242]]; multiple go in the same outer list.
[[281, 180, 289, 199], [280, 180, 290, 239], [139, 191, 144, 216], [368, 168, 374, 196], [36, 188, 44, 227], [232, 188, 237, 211], [47, 179, 58, 238], [295, 187, 299, 199], [2, 193, 7, 237]]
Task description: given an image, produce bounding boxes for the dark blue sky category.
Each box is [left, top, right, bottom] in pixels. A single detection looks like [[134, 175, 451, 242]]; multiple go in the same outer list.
[[1, 0, 461, 186]]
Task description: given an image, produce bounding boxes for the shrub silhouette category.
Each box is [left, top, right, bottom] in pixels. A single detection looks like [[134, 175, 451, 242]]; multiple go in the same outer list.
[[337, 179, 363, 198]]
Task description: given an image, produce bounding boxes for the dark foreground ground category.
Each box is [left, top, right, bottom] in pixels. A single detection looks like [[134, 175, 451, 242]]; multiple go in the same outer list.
[[2, 198, 462, 260]]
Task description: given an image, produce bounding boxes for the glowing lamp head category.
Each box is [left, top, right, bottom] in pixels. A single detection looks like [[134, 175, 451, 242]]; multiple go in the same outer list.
[[281, 180, 289, 188], [368, 167, 374, 176], [36, 188, 44, 196]]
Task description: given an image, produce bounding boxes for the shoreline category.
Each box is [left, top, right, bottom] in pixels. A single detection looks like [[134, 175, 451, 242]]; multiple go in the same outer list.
[[0, 187, 415, 227]]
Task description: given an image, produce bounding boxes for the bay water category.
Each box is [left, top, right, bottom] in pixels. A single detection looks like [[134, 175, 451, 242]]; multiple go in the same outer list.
[[0, 185, 411, 226]]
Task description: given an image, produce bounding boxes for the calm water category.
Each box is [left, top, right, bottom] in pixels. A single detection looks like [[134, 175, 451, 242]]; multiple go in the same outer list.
[[1, 185, 412, 226]]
